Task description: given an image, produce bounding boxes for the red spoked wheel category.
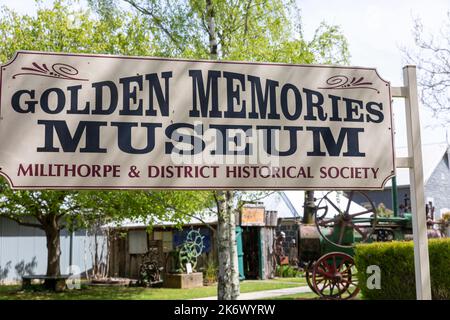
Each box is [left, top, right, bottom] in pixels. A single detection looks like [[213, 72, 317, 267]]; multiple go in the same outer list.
[[305, 261, 319, 295], [312, 252, 360, 300]]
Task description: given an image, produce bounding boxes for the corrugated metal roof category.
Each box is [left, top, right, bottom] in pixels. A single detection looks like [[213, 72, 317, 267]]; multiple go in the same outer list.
[[105, 210, 218, 229], [111, 190, 369, 228]]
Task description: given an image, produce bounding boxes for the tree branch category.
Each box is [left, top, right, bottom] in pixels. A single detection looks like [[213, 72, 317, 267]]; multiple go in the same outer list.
[[243, 0, 253, 40], [0, 214, 43, 229], [123, 0, 183, 51], [180, 210, 217, 233], [213, 191, 221, 212]]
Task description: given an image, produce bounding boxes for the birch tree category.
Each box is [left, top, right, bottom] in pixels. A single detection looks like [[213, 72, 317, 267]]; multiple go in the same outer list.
[[88, 0, 349, 300]]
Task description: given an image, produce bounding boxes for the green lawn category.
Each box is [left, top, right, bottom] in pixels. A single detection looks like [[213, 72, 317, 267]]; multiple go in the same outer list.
[[265, 291, 362, 300], [264, 292, 320, 300], [265, 286, 362, 300], [0, 278, 307, 300], [270, 277, 306, 284]]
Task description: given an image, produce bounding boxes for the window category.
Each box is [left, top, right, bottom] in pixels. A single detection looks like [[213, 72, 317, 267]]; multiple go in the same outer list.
[[154, 230, 173, 253], [128, 230, 148, 254]]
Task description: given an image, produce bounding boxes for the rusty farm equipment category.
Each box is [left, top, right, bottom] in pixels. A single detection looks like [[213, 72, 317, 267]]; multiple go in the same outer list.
[[299, 191, 413, 299]]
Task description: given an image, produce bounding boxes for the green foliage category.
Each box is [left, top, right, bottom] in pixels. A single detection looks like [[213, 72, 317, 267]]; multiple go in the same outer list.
[[355, 239, 450, 300], [439, 212, 450, 235], [0, 177, 77, 228], [440, 212, 450, 224], [376, 203, 393, 218], [0, 0, 155, 63], [0, 280, 300, 300], [275, 265, 301, 278], [0, 176, 213, 230], [75, 190, 214, 228], [0, 0, 214, 231], [308, 22, 349, 65], [90, 0, 350, 64], [203, 259, 218, 284]]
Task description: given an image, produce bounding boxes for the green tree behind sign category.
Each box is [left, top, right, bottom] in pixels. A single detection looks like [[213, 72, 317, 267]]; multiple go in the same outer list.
[[88, 0, 350, 300], [0, 0, 213, 280]]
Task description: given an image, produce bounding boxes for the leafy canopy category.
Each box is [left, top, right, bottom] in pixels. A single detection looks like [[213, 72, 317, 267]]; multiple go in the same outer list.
[[90, 0, 350, 64]]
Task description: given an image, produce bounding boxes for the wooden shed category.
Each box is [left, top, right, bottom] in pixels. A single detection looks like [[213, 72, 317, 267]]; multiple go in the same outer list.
[[108, 222, 217, 279], [237, 206, 278, 280]]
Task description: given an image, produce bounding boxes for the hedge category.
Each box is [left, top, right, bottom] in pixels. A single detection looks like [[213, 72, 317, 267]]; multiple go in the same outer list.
[[354, 238, 450, 299]]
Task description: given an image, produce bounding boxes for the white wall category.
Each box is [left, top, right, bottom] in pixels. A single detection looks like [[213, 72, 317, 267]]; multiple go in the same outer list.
[[0, 217, 106, 283]]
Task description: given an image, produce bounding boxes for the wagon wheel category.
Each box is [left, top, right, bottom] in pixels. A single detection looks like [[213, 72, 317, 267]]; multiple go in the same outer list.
[[188, 231, 205, 257], [305, 261, 319, 295], [312, 252, 360, 300], [315, 191, 377, 248]]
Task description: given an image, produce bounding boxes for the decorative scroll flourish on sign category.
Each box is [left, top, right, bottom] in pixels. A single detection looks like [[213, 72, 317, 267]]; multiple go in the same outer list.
[[12, 62, 88, 81], [318, 75, 379, 93]]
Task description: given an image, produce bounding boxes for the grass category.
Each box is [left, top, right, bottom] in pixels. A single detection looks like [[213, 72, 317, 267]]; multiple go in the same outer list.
[[269, 277, 307, 284], [265, 291, 362, 300], [264, 292, 320, 300], [265, 287, 362, 300], [0, 278, 307, 300]]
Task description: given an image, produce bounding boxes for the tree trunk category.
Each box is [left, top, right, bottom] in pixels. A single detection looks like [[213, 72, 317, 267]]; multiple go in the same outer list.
[[229, 195, 240, 299], [206, 1, 239, 300], [217, 191, 231, 300], [217, 190, 240, 300], [44, 223, 61, 278], [206, 0, 218, 60]]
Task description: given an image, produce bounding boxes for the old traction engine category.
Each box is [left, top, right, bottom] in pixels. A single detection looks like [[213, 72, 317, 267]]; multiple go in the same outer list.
[[298, 191, 413, 299]]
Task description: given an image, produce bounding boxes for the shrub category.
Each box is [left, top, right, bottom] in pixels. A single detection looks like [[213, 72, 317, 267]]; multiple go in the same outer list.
[[203, 260, 218, 285], [439, 213, 450, 235], [441, 212, 450, 223], [354, 238, 450, 299], [275, 265, 301, 278]]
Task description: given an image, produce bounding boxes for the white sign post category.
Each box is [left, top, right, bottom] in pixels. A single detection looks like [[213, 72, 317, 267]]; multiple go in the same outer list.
[[392, 65, 431, 300], [0, 51, 394, 190]]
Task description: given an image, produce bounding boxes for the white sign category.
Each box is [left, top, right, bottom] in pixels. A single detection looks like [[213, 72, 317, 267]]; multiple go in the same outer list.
[[0, 51, 394, 190], [185, 263, 192, 274]]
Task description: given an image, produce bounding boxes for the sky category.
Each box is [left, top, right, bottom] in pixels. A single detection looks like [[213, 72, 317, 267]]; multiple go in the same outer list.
[[298, 0, 450, 148], [0, 0, 449, 148]]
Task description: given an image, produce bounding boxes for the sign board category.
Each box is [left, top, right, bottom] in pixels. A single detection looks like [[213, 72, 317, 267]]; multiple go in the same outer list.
[[0, 51, 394, 190], [185, 263, 193, 274], [241, 207, 265, 226]]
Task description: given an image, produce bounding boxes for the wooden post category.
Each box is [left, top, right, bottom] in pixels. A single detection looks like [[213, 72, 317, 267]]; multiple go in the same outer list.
[[393, 65, 432, 300]]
